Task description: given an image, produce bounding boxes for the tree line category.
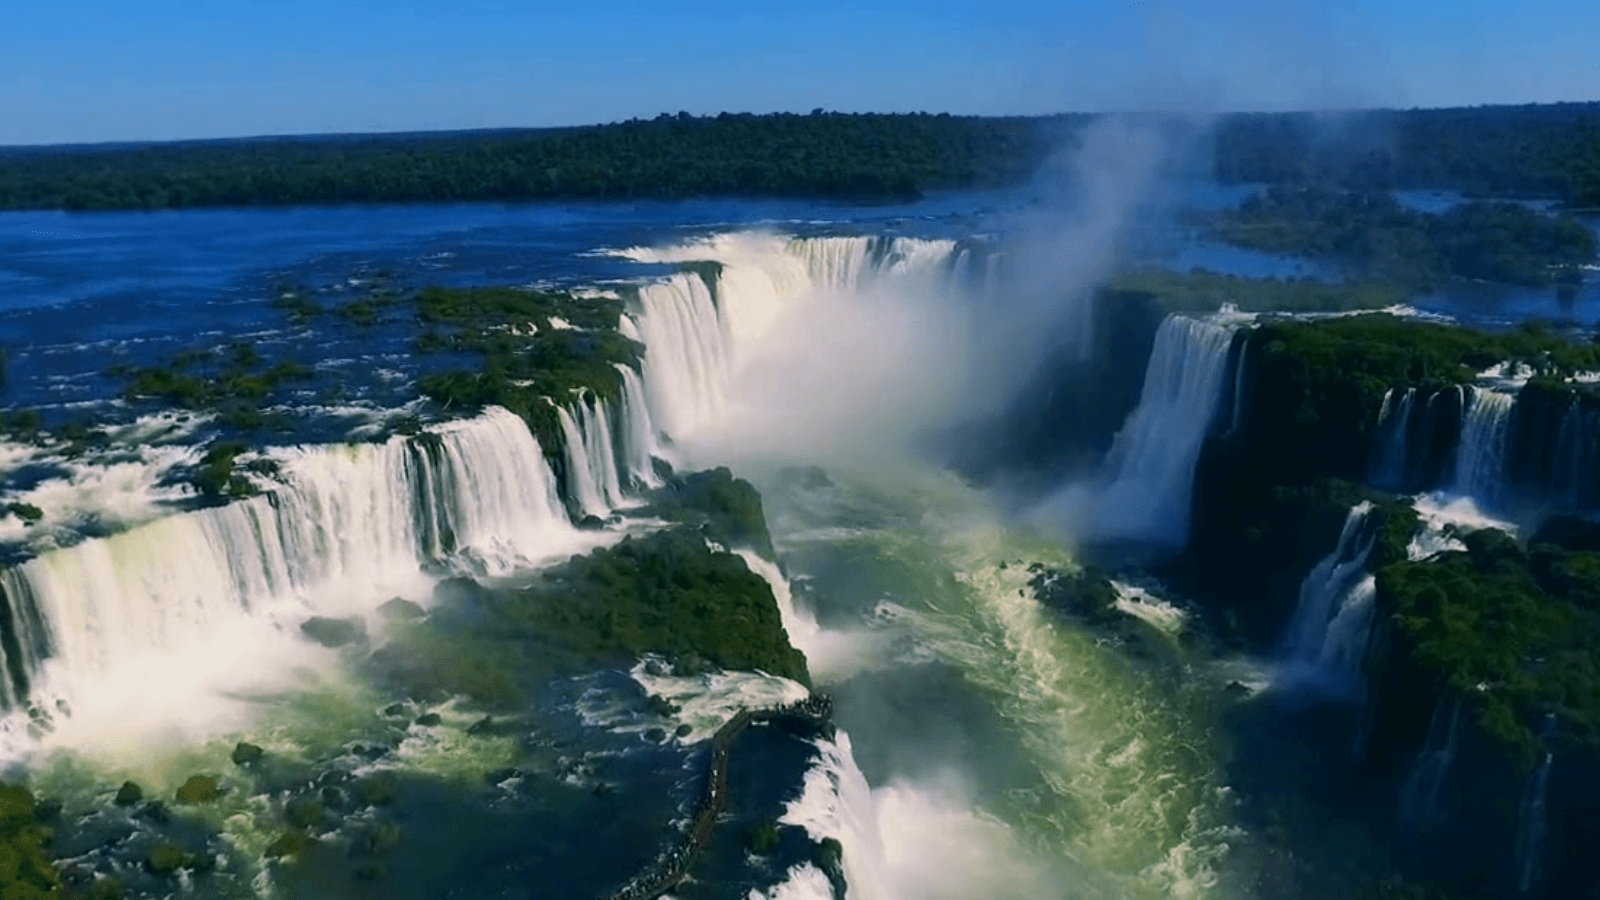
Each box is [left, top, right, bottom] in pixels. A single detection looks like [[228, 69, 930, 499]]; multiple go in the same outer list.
[[0, 104, 1597, 211]]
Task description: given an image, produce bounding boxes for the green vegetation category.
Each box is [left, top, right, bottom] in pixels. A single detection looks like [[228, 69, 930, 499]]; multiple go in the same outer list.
[[1211, 103, 1600, 206], [1109, 268, 1409, 314], [193, 441, 257, 500], [1214, 186, 1597, 287], [1376, 526, 1600, 759], [114, 341, 314, 432], [5, 503, 42, 524], [6, 103, 1600, 210], [0, 112, 1053, 210], [374, 524, 807, 706], [643, 467, 776, 559], [411, 285, 642, 456], [0, 783, 61, 898]]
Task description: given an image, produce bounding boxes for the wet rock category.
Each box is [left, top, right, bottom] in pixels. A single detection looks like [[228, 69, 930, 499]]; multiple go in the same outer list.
[[354, 773, 397, 807], [231, 741, 264, 766], [32, 796, 61, 823], [466, 715, 496, 736], [577, 514, 607, 530], [300, 616, 367, 648], [348, 821, 401, 858], [136, 801, 171, 825], [381, 702, 409, 718], [175, 775, 219, 804], [414, 712, 442, 727], [674, 724, 692, 738], [113, 781, 143, 806], [377, 597, 425, 622], [285, 796, 326, 829], [1225, 681, 1252, 697], [646, 695, 678, 717], [644, 727, 667, 743], [145, 842, 186, 875], [264, 830, 308, 859]]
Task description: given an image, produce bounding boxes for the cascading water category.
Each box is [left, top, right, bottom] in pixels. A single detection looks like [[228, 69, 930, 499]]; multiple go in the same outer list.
[[1399, 697, 1464, 828], [1548, 399, 1600, 508], [622, 235, 962, 447], [1514, 751, 1554, 895], [1452, 386, 1514, 505], [613, 363, 663, 488], [556, 395, 627, 517], [1044, 314, 1237, 546], [0, 407, 578, 735], [1371, 388, 1416, 490], [1281, 503, 1378, 694]]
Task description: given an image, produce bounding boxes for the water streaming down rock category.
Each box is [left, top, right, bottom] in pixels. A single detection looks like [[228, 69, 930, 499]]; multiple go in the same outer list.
[[1514, 751, 1554, 895], [0, 406, 576, 714], [1452, 387, 1515, 505], [1548, 399, 1600, 508], [555, 396, 628, 517], [1052, 314, 1237, 546], [1372, 388, 1417, 490], [1282, 503, 1378, 694], [614, 363, 663, 489], [623, 235, 962, 444], [1400, 697, 1465, 828]]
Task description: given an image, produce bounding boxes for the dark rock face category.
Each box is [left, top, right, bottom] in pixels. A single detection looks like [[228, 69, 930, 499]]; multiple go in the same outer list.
[[231, 742, 264, 766], [113, 781, 143, 806], [300, 616, 368, 648]]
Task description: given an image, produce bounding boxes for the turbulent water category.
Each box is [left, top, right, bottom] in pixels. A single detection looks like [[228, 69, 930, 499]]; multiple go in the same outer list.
[[0, 204, 1278, 900]]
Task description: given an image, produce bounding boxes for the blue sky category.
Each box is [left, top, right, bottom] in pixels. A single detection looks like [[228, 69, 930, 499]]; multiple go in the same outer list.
[[3, 0, 1597, 144]]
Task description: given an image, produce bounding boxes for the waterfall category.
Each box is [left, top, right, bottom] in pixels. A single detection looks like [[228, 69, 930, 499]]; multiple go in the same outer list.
[[1225, 337, 1249, 438], [555, 405, 606, 517], [1371, 388, 1416, 490], [1058, 315, 1236, 546], [555, 394, 629, 518], [0, 406, 576, 715], [1399, 697, 1464, 827], [630, 273, 730, 440], [1514, 752, 1553, 895], [1282, 503, 1378, 694], [624, 235, 960, 444], [1452, 386, 1514, 504], [613, 363, 663, 488], [1550, 399, 1600, 508]]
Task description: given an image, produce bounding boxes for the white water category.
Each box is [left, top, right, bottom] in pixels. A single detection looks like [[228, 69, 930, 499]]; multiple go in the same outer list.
[[1281, 503, 1377, 694], [1041, 315, 1237, 546], [556, 396, 628, 517], [1111, 581, 1190, 637], [622, 234, 965, 459], [0, 407, 591, 757], [614, 363, 664, 488], [1452, 386, 1515, 504]]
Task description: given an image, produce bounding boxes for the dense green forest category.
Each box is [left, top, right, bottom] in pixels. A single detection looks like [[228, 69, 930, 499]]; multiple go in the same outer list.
[[1, 103, 1598, 210], [1214, 185, 1598, 287]]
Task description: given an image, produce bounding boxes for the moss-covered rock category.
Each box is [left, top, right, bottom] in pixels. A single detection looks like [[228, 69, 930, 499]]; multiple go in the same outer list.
[[299, 616, 366, 648], [0, 784, 60, 898], [644, 467, 775, 558], [376, 598, 424, 622], [230, 742, 264, 766], [174, 775, 218, 804], [111, 782, 142, 807]]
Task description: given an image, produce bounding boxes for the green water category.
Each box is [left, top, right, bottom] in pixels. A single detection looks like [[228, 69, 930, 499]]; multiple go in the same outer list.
[[759, 463, 1248, 900]]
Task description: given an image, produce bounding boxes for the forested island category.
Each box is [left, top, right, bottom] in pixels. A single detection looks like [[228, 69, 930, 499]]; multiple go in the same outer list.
[[2, 102, 1599, 210]]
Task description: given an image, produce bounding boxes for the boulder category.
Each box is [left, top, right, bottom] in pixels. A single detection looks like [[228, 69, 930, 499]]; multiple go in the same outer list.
[[300, 616, 367, 648], [174, 775, 219, 804], [413, 713, 442, 727], [231, 742, 264, 766], [376, 598, 425, 623], [145, 842, 186, 875], [113, 781, 143, 806], [284, 796, 325, 829]]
